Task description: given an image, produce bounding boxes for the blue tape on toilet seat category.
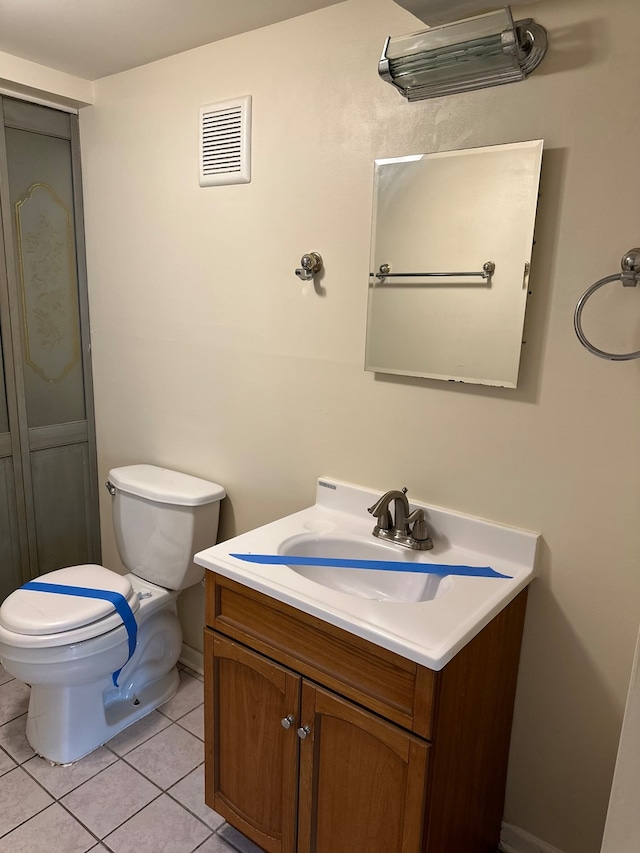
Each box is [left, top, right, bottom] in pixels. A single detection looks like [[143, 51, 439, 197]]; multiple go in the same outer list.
[[21, 581, 138, 686]]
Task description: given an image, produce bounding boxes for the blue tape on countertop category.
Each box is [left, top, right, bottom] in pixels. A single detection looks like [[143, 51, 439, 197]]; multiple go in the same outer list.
[[229, 553, 512, 579], [22, 581, 138, 686]]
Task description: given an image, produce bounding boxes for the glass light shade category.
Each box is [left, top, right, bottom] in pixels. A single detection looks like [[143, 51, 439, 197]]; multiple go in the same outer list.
[[379, 7, 547, 101]]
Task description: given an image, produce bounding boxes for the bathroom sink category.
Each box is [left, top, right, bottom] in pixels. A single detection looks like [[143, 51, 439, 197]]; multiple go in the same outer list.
[[195, 477, 539, 670], [279, 534, 449, 602]]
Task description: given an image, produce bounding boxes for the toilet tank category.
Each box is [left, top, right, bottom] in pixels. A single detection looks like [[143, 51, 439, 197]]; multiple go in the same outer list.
[[107, 465, 225, 590]]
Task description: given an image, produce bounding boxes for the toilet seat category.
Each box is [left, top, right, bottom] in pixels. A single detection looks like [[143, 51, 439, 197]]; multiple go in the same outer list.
[[0, 565, 140, 648]]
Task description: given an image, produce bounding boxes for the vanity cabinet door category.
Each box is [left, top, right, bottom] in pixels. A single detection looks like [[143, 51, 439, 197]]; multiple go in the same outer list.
[[297, 680, 430, 853], [205, 630, 300, 853]]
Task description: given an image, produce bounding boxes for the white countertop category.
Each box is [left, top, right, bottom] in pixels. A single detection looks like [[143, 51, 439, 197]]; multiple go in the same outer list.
[[195, 477, 539, 670]]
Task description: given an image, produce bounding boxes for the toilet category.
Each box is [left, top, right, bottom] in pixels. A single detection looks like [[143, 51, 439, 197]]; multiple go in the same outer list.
[[0, 464, 225, 765]]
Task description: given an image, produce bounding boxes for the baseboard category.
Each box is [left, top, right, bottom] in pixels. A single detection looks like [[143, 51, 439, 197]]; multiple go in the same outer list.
[[500, 822, 566, 853], [178, 643, 204, 676]]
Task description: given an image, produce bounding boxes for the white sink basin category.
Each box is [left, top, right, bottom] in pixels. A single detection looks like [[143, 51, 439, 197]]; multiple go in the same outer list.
[[279, 533, 450, 602], [195, 477, 539, 670]]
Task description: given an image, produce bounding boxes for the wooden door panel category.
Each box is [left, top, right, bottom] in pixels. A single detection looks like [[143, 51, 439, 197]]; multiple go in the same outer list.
[[298, 681, 429, 853], [30, 441, 96, 574], [206, 631, 300, 853], [0, 455, 25, 597]]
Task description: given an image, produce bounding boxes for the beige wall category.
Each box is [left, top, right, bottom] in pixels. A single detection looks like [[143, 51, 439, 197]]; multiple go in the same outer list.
[[78, 1, 640, 851]]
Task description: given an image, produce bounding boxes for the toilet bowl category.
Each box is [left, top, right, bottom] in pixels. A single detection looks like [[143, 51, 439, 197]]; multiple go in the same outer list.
[[0, 465, 224, 764]]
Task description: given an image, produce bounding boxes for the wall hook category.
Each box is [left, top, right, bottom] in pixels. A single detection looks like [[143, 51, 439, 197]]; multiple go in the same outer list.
[[295, 252, 323, 281]]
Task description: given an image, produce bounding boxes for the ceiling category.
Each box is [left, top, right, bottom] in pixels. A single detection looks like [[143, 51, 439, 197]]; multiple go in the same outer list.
[[0, 0, 347, 81]]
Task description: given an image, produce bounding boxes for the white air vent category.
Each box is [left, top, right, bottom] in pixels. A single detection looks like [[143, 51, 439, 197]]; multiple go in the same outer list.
[[199, 95, 251, 187]]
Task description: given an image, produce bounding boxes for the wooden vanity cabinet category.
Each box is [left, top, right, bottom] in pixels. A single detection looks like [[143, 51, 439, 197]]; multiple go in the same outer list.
[[207, 632, 428, 853], [204, 573, 528, 853]]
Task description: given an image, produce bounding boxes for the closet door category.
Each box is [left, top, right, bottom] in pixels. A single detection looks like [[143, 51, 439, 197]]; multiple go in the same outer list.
[[0, 98, 100, 585]]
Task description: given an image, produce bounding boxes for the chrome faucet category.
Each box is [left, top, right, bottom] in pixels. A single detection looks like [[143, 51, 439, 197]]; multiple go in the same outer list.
[[367, 487, 433, 551]]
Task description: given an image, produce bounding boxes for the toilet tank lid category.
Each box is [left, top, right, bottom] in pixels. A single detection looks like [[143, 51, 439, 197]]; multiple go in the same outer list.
[[108, 465, 225, 506]]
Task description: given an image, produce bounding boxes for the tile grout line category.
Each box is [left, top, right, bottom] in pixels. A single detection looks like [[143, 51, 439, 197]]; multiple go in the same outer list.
[[0, 673, 30, 730]]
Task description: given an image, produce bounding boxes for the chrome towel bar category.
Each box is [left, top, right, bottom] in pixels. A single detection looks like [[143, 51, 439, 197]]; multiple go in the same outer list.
[[574, 248, 640, 361], [373, 260, 495, 281]]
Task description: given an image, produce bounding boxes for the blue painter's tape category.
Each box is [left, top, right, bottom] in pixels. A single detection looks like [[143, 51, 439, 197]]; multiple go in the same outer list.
[[229, 553, 512, 579], [22, 581, 138, 686]]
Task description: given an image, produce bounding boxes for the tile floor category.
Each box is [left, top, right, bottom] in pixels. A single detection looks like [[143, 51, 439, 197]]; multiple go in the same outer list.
[[0, 661, 263, 853]]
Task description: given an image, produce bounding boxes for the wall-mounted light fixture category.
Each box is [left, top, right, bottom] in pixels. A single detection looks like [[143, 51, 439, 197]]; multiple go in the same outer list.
[[379, 6, 547, 102]]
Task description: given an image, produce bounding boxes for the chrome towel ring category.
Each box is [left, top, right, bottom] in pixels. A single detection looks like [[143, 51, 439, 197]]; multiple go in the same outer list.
[[574, 248, 640, 361]]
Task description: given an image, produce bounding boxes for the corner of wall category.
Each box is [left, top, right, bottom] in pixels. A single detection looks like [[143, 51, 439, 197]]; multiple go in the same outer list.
[[500, 822, 566, 853]]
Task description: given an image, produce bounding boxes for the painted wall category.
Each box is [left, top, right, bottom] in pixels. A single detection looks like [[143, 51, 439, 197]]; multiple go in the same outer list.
[[78, 1, 640, 851], [601, 623, 640, 853]]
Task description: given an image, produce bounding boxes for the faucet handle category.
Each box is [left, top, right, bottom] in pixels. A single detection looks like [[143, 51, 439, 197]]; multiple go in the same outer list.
[[407, 508, 433, 548]]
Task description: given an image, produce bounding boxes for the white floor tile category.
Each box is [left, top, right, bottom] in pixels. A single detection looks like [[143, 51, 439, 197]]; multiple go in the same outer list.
[[0, 802, 96, 853], [0, 746, 16, 777], [125, 723, 204, 790], [177, 704, 204, 740], [0, 766, 54, 837], [0, 713, 36, 764], [24, 745, 118, 799], [0, 679, 30, 725], [102, 794, 211, 853], [106, 710, 171, 757], [159, 671, 204, 721], [62, 759, 161, 838], [168, 765, 224, 831]]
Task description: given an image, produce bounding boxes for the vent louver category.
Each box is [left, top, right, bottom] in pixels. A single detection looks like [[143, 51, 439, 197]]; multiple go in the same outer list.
[[199, 95, 251, 187]]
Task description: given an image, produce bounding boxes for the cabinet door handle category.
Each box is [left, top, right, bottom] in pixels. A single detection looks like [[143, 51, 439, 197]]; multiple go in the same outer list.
[[281, 715, 296, 730], [297, 725, 312, 740]]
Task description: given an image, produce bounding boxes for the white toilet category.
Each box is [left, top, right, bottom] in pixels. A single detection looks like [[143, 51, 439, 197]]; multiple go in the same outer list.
[[0, 464, 225, 765]]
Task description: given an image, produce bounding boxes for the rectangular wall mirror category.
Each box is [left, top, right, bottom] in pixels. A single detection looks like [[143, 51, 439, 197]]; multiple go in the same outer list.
[[365, 140, 543, 388]]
